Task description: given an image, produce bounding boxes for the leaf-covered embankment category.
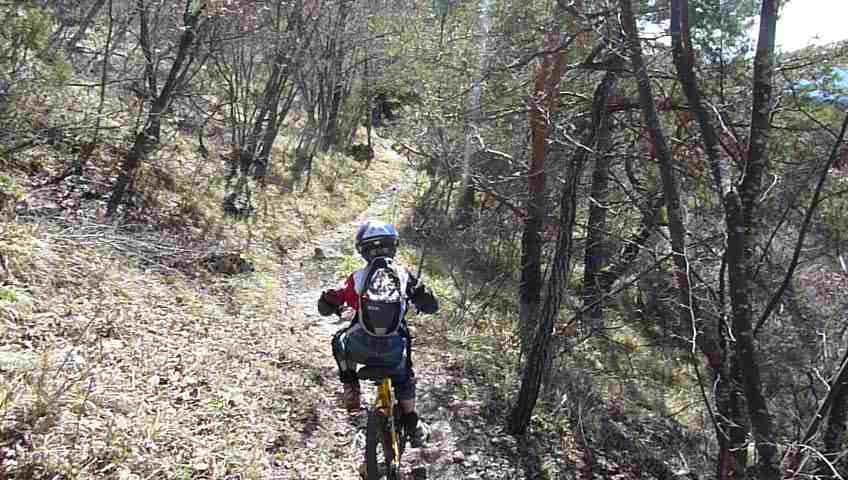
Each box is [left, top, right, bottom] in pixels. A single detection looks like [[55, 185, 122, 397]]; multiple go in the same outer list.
[[0, 134, 406, 479]]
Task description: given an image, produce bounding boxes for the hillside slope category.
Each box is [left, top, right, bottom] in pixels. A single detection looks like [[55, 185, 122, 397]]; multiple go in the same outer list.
[[0, 138, 536, 480]]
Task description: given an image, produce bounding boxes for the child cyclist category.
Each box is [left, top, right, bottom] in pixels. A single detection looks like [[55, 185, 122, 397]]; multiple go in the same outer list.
[[317, 220, 438, 448]]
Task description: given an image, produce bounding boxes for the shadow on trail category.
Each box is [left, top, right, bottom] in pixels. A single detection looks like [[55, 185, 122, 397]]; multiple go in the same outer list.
[[299, 406, 321, 445], [408, 358, 526, 479], [517, 435, 548, 480]]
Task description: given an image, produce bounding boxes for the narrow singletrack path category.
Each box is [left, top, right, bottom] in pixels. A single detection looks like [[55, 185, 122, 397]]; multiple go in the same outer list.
[[269, 152, 522, 479]]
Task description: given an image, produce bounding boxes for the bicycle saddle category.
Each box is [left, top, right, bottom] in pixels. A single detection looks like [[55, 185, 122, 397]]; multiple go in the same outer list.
[[357, 366, 401, 381]]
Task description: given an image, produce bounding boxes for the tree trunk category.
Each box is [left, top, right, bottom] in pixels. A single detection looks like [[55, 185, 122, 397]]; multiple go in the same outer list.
[[321, 0, 351, 152], [137, 0, 157, 100], [456, 0, 492, 224], [715, 345, 749, 480], [820, 354, 848, 476], [106, 2, 206, 218], [102, 5, 135, 75], [509, 62, 618, 436], [619, 0, 721, 359], [668, 2, 745, 476], [785, 348, 848, 477], [509, 145, 580, 436], [581, 66, 620, 330], [65, 0, 107, 53], [730, 1, 781, 477], [364, 45, 372, 165], [518, 12, 569, 355], [241, 49, 286, 177], [257, 86, 298, 179], [621, 7, 755, 477], [74, 0, 113, 177], [725, 191, 777, 480], [741, 0, 780, 226], [670, 0, 728, 195]]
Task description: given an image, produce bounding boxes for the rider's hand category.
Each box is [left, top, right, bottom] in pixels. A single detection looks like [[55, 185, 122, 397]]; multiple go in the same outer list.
[[340, 307, 356, 322], [410, 283, 438, 314], [318, 290, 339, 317], [321, 289, 341, 305], [317, 294, 337, 316]]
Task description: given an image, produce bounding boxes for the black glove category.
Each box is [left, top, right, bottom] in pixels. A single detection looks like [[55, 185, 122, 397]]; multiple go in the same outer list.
[[410, 283, 438, 314], [317, 290, 339, 316]]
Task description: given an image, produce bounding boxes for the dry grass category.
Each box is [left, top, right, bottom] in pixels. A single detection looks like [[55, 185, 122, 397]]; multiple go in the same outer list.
[[0, 125, 405, 479]]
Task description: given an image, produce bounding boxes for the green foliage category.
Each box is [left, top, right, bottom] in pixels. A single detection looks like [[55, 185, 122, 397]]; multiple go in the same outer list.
[[0, 286, 19, 303], [432, 0, 451, 18], [334, 253, 362, 281], [645, 0, 758, 61], [317, 151, 357, 194], [0, 5, 70, 92], [0, 174, 24, 201], [368, 0, 485, 131], [688, 0, 758, 61], [1, 5, 53, 54], [819, 177, 848, 241], [174, 464, 195, 480], [0, 5, 70, 155]]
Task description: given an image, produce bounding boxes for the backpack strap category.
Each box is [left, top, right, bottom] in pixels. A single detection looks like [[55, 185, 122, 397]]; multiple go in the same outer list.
[[352, 267, 367, 295]]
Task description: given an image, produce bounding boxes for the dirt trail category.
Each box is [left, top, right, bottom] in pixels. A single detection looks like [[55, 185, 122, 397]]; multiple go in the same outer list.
[[270, 153, 523, 479]]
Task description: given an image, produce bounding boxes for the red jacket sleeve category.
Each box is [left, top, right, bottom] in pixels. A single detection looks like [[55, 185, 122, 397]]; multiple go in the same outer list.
[[323, 275, 360, 311], [340, 275, 360, 310]]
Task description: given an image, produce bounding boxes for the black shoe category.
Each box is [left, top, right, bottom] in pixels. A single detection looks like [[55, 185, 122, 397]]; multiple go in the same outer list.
[[401, 412, 428, 448], [409, 423, 427, 448]]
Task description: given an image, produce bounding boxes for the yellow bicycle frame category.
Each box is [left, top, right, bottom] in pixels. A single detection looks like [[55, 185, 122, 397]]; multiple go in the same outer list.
[[375, 377, 401, 468]]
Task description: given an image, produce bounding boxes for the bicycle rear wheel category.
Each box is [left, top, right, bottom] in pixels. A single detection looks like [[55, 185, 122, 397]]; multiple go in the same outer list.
[[365, 409, 403, 480]]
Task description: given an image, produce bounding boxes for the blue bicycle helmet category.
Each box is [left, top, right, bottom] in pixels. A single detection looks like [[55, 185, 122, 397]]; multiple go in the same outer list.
[[355, 221, 399, 260]]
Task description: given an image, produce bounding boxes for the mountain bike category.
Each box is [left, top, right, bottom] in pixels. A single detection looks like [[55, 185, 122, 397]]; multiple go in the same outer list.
[[358, 365, 406, 480]]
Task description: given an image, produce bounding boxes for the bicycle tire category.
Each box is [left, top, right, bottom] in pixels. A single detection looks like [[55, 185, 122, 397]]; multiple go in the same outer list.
[[365, 409, 403, 480]]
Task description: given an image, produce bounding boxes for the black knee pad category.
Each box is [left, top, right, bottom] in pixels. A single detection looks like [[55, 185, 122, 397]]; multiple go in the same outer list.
[[331, 329, 345, 359], [395, 375, 416, 401], [332, 328, 357, 383], [340, 370, 357, 384]]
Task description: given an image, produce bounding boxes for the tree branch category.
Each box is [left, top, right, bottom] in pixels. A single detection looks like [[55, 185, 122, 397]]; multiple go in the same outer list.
[[754, 111, 848, 335]]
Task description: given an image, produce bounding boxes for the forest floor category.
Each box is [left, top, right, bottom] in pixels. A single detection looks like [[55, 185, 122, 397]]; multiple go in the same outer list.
[[0, 135, 566, 480]]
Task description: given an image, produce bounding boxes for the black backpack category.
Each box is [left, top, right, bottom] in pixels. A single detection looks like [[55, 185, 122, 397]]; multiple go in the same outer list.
[[356, 257, 408, 336]]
